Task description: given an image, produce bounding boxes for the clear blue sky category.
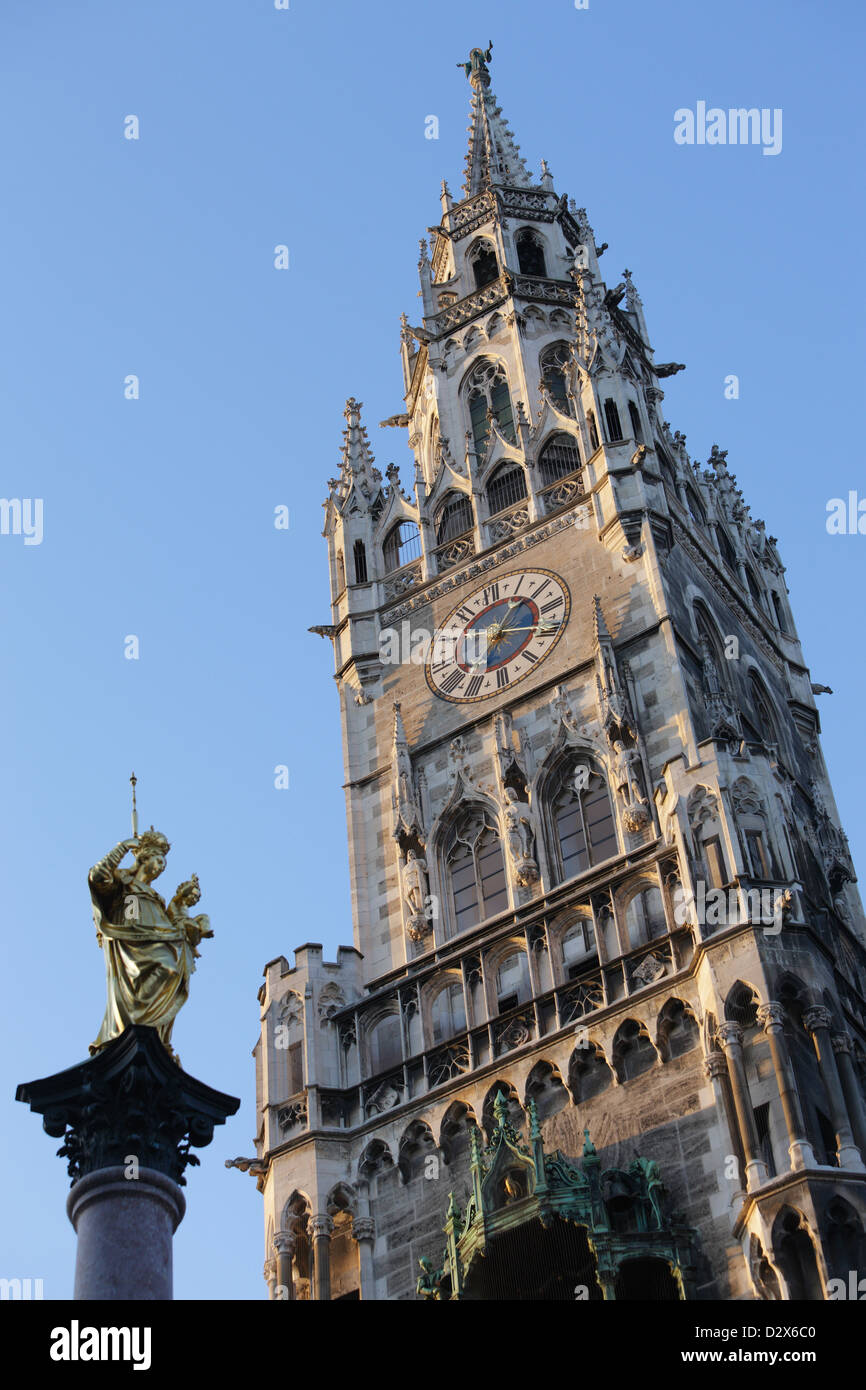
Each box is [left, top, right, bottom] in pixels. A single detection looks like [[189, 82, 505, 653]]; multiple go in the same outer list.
[[2, 0, 864, 1299]]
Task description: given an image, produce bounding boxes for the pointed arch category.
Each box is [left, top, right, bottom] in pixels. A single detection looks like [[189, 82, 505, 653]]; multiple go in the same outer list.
[[481, 1081, 524, 1141], [656, 998, 700, 1061], [515, 226, 547, 277], [538, 430, 582, 485], [524, 1060, 570, 1121], [539, 342, 572, 412], [463, 356, 515, 454], [486, 460, 527, 516], [439, 1100, 477, 1165], [537, 745, 619, 886], [434, 489, 473, 546], [568, 1040, 614, 1103], [612, 1018, 658, 1083], [397, 1119, 438, 1183], [434, 797, 509, 938], [467, 236, 499, 289], [383, 519, 421, 573]]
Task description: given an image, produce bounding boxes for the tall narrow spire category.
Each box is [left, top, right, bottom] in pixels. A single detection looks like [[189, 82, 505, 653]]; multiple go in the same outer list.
[[458, 43, 532, 197]]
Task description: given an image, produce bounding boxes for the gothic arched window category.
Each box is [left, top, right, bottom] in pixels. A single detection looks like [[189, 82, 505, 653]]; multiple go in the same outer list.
[[540, 343, 571, 411], [368, 1014, 402, 1074], [430, 980, 466, 1044], [717, 526, 738, 572], [624, 885, 667, 949], [685, 486, 706, 525], [628, 400, 643, 442], [745, 566, 762, 605], [550, 762, 618, 883], [352, 538, 368, 584], [445, 807, 508, 935], [539, 432, 581, 485], [748, 673, 778, 746], [515, 228, 547, 277], [603, 398, 623, 442], [466, 359, 515, 454], [561, 918, 596, 978], [486, 463, 527, 516], [771, 590, 787, 633], [469, 239, 499, 289], [495, 950, 530, 1012], [383, 521, 421, 572], [435, 492, 473, 545]]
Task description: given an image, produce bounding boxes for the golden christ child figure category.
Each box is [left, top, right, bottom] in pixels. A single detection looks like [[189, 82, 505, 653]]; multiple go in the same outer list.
[[88, 826, 214, 1063]]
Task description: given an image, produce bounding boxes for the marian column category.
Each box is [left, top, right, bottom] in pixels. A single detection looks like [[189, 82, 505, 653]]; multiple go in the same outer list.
[[16, 800, 239, 1299]]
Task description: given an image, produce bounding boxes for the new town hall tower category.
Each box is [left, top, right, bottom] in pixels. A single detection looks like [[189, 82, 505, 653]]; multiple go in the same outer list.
[[240, 48, 866, 1300]]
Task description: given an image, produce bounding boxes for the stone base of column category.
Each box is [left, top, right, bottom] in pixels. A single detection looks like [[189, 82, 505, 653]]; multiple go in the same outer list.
[[744, 1159, 769, 1190], [837, 1144, 866, 1172], [788, 1139, 817, 1170], [67, 1166, 185, 1300]]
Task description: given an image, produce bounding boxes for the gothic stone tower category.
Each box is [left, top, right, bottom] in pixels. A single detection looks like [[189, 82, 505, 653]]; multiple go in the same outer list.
[[248, 48, 866, 1301]]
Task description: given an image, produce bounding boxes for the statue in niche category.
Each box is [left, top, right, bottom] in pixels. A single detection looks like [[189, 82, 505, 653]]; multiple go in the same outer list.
[[502, 787, 539, 887], [630, 1154, 665, 1230], [611, 739, 650, 832], [402, 850, 431, 941]]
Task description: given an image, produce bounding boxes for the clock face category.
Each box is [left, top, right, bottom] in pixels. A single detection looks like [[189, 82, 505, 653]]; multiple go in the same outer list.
[[425, 568, 571, 703]]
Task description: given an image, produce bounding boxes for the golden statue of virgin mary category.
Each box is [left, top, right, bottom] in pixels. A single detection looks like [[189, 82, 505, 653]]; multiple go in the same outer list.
[[88, 825, 213, 1062]]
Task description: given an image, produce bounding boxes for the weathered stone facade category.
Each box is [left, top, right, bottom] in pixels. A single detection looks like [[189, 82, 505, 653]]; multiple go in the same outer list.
[[242, 50, 866, 1301]]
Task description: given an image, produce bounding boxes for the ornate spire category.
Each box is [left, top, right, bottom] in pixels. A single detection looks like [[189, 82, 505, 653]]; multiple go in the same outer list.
[[335, 398, 381, 504], [458, 43, 532, 197]]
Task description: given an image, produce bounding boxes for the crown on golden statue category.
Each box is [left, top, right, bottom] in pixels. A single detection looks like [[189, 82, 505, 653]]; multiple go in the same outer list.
[[136, 826, 170, 856]]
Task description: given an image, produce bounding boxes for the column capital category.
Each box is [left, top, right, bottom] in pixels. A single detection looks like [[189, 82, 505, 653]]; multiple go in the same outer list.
[[756, 1001, 784, 1032], [803, 1005, 834, 1034], [310, 1214, 334, 1240], [353, 1217, 375, 1243], [715, 1022, 743, 1050], [273, 1230, 296, 1257], [705, 1050, 727, 1080], [832, 1031, 854, 1055]]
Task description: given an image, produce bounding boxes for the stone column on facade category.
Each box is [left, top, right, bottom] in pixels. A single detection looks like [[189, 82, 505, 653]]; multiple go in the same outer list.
[[263, 1258, 277, 1301], [803, 1008, 866, 1171], [311, 1214, 334, 1301], [273, 1230, 296, 1300], [756, 1002, 816, 1171], [353, 1216, 376, 1299], [832, 1032, 866, 1162], [705, 1049, 747, 1212], [714, 1023, 769, 1190], [66, 1167, 185, 1300]]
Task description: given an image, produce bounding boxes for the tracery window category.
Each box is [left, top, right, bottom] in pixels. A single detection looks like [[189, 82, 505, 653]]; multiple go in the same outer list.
[[430, 981, 466, 1044], [717, 526, 738, 572], [368, 1014, 402, 1074], [539, 342, 571, 411], [435, 493, 473, 545], [515, 228, 547, 277], [628, 401, 643, 442], [469, 239, 499, 289], [445, 807, 508, 934], [383, 521, 421, 572], [486, 464, 527, 516], [466, 359, 516, 455], [538, 432, 581, 485], [550, 762, 618, 883]]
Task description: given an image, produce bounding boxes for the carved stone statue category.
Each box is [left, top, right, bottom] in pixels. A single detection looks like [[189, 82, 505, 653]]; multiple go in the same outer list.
[[502, 787, 539, 886], [402, 850, 431, 941], [88, 827, 213, 1062], [612, 739, 650, 832], [630, 1154, 665, 1230]]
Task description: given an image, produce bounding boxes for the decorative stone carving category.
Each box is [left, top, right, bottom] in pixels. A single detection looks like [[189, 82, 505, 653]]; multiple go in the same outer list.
[[277, 1100, 307, 1133], [365, 1077, 403, 1116], [277, 991, 304, 1027], [502, 787, 539, 886], [391, 702, 424, 845], [402, 850, 432, 942], [317, 983, 346, 1023], [630, 953, 667, 989], [612, 739, 650, 832]]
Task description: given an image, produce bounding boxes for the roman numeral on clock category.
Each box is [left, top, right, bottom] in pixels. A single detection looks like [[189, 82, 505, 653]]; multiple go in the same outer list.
[[440, 669, 465, 695], [496, 668, 510, 689], [530, 578, 550, 600], [465, 674, 485, 698], [523, 650, 539, 665], [540, 599, 562, 615], [455, 606, 475, 624], [482, 583, 499, 606]]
